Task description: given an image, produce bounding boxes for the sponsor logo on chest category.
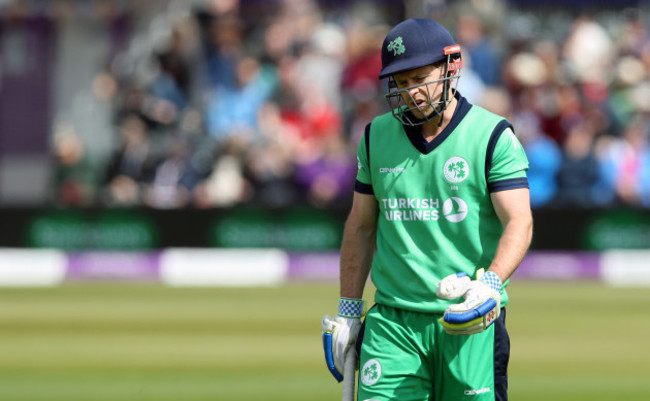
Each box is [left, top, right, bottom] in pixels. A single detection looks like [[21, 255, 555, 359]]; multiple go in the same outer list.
[[378, 155, 473, 223]]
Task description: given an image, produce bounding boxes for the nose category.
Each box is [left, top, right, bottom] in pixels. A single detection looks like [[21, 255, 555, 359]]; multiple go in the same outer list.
[[405, 83, 420, 96], [406, 84, 424, 104]]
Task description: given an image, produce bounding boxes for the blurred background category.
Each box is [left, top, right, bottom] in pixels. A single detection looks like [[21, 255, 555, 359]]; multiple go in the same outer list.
[[0, 0, 649, 400], [1, 0, 650, 249]]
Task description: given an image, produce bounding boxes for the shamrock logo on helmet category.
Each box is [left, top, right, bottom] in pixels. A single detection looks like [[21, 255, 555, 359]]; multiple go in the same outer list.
[[387, 36, 405, 56]]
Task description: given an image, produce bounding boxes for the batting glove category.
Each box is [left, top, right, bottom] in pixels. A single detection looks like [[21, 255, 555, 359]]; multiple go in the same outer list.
[[437, 269, 502, 335], [321, 298, 364, 382]]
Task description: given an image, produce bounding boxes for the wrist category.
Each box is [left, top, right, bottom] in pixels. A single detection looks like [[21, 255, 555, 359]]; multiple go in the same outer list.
[[479, 270, 502, 292], [337, 297, 364, 318]]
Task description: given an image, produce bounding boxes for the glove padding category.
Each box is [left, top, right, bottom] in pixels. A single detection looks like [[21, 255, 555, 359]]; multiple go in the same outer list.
[[322, 298, 363, 382], [437, 269, 502, 335]]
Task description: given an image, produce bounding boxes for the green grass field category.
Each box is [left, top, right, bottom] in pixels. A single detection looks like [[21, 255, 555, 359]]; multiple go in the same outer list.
[[0, 281, 649, 401]]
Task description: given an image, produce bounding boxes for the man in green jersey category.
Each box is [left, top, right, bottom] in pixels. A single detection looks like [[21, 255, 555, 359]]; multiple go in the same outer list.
[[322, 18, 533, 400]]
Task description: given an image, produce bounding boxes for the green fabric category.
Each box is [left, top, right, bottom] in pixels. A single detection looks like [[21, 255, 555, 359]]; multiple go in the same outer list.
[[355, 103, 529, 313], [358, 305, 497, 401]]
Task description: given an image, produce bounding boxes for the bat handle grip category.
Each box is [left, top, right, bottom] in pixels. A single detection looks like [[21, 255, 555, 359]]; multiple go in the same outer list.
[[342, 346, 357, 401]]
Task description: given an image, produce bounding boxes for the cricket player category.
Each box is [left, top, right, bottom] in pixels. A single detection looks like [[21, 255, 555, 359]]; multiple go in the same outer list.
[[322, 18, 533, 400]]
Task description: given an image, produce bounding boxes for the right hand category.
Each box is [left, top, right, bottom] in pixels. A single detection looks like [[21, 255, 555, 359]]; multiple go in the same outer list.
[[436, 271, 472, 299], [436, 269, 502, 335], [321, 298, 364, 382]]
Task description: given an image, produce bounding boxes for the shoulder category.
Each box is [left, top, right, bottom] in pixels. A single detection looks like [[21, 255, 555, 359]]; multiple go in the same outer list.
[[466, 103, 510, 128], [452, 95, 510, 139], [367, 112, 406, 145], [370, 111, 400, 129]]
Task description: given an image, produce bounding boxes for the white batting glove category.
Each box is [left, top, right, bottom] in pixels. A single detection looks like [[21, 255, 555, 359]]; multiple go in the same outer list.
[[437, 269, 502, 335], [436, 271, 472, 299], [321, 298, 364, 382]]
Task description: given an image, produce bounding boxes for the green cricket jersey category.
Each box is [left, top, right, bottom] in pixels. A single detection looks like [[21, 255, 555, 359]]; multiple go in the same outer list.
[[355, 94, 529, 313]]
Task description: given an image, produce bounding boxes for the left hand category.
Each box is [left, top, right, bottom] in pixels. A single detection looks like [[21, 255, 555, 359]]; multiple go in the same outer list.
[[437, 269, 502, 335], [321, 298, 364, 382]]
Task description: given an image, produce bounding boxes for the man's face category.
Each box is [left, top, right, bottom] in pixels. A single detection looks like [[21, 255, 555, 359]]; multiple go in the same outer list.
[[392, 63, 447, 119]]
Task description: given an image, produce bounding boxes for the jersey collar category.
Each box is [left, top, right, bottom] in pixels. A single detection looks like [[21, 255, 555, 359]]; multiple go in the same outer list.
[[402, 92, 472, 154]]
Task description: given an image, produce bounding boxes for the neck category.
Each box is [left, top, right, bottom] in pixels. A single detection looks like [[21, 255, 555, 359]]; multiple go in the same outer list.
[[421, 96, 458, 142]]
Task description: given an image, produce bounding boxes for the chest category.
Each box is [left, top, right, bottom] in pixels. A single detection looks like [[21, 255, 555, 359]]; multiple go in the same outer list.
[[370, 133, 487, 203]]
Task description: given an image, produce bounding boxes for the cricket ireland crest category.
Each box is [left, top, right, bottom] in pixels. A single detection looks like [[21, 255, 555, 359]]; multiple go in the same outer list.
[[443, 156, 469, 184], [361, 359, 382, 386]]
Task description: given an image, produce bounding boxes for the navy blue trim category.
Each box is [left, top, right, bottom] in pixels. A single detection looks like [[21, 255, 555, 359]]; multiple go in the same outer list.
[[494, 308, 510, 401], [355, 180, 374, 194], [364, 123, 371, 172], [403, 92, 472, 155], [485, 120, 514, 183], [488, 178, 529, 193]]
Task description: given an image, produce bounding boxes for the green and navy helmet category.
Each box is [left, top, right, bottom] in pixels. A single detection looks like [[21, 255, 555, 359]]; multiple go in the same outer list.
[[379, 18, 463, 126]]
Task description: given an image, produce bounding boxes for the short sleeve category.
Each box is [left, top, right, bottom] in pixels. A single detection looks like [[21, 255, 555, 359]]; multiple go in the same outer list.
[[354, 123, 374, 194], [487, 127, 530, 192]]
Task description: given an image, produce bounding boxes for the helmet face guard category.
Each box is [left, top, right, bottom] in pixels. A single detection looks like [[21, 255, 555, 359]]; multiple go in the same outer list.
[[384, 48, 462, 126]]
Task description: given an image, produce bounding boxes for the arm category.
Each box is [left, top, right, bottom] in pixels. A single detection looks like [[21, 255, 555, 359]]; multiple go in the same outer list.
[[437, 188, 532, 335], [340, 191, 378, 299], [488, 187, 533, 282], [321, 191, 377, 381]]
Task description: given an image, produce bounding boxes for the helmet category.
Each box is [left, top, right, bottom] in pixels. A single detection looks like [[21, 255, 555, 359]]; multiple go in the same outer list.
[[379, 18, 463, 126]]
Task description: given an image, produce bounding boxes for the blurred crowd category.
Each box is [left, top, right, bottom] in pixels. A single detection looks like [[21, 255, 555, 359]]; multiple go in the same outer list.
[[47, 0, 650, 210]]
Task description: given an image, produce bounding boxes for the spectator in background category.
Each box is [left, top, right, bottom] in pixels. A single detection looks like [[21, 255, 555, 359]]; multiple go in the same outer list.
[[640, 146, 650, 209], [480, 87, 562, 209], [597, 115, 650, 207], [143, 138, 192, 209], [553, 118, 604, 208], [118, 83, 180, 130], [192, 136, 250, 208], [42, 1, 650, 211], [456, 12, 502, 86], [340, 18, 384, 102], [51, 124, 98, 206], [514, 110, 562, 208], [200, 12, 245, 90], [296, 23, 347, 110], [563, 15, 614, 89], [607, 53, 647, 136], [103, 114, 159, 206], [204, 54, 277, 143], [243, 139, 298, 209], [151, 45, 191, 113], [293, 134, 356, 208]]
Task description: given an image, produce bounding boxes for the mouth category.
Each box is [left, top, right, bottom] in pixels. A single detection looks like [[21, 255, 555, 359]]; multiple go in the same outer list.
[[411, 99, 430, 110]]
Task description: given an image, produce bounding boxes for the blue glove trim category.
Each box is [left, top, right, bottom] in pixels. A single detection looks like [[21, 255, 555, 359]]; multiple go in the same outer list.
[[456, 272, 468, 278], [322, 332, 343, 382], [443, 298, 497, 324]]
